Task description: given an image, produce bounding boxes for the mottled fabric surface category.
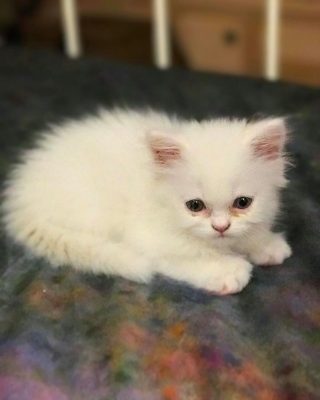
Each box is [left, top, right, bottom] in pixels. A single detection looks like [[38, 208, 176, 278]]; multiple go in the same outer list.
[[0, 48, 319, 400]]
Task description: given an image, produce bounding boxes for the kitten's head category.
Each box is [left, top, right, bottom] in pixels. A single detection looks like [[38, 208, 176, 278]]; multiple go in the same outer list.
[[147, 117, 289, 242]]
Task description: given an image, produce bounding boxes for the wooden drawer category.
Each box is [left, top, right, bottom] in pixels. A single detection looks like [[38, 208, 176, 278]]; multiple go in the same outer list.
[[173, 10, 262, 75], [281, 17, 320, 85]]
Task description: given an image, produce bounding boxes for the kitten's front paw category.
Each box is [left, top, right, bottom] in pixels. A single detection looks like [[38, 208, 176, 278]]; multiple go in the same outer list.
[[206, 258, 253, 296], [249, 233, 292, 266]]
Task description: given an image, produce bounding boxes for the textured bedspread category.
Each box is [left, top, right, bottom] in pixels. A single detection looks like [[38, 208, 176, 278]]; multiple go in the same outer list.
[[0, 48, 319, 400]]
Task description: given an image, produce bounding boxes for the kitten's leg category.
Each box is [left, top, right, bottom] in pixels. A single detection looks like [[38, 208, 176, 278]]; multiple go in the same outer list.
[[158, 255, 253, 295], [236, 227, 292, 266]]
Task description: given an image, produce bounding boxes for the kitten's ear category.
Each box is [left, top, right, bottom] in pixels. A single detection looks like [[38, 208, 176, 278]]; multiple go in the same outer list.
[[246, 118, 288, 161], [146, 130, 182, 167]]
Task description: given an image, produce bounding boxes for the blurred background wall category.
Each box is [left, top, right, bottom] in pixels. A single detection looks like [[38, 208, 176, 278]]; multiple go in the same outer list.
[[1, 0, 320, 87]]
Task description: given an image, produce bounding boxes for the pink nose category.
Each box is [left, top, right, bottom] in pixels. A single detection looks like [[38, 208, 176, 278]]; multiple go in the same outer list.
[[212, 223, 231, 234]]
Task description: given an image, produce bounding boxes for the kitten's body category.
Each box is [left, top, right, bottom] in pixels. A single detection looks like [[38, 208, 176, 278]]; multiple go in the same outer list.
[[2, 110, 291, 294]]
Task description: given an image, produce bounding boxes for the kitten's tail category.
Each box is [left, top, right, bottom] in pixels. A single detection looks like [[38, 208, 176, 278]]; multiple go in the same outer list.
[[3, 212, 94, 268], [2, 208, 142, 278]]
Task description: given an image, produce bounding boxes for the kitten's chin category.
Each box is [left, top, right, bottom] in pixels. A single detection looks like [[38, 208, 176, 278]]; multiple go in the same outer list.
[[210, 235, 236, 249]]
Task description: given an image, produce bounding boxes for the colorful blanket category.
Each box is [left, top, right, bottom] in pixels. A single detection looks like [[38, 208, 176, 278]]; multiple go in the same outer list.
[[0, 48, 319, 400]]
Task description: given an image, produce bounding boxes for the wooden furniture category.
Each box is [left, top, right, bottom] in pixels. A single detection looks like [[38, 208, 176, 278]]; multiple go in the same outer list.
[[172, 0, 320, 86], [60, 0, 171, 68], [59, 0, 281, 79], [22, 0, 320, 86]]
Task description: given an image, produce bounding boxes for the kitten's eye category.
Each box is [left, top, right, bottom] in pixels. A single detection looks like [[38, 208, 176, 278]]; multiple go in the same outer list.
[[186, 199, 206, 212], [232, 196, 253, 209]]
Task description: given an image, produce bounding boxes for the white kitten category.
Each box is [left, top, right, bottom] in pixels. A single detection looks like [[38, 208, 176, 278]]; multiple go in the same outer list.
[[2, 109, 292, 295]]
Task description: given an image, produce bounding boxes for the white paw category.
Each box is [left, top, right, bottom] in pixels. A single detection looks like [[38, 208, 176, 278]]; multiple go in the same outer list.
[[249, 233, 292, 266], [205, 258, 253, 296]]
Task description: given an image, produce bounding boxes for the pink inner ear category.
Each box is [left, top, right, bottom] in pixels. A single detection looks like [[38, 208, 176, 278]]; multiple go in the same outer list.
[[252, 132, 283, 161], [149, 135, 181, 166], [249, 118, 287, 161], [154, 147, 181, 165]]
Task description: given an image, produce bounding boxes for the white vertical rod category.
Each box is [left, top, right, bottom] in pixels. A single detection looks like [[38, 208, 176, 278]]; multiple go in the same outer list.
[[265, 0, 281, 80], [60, 0, 82, 58], [152, 0, 171, 68]]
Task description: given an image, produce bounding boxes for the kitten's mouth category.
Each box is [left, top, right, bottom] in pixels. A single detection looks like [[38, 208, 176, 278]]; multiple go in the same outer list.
[[219, 231, 230, 237], [214, 234, 227, 239], [214, 232, 233, 240]]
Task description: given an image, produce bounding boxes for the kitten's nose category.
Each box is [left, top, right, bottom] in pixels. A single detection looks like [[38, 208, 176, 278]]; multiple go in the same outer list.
[[212, 223, 231, 234]]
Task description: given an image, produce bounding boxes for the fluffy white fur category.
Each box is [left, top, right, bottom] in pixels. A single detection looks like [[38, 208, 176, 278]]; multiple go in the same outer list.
[[2, 109, 292, 295]]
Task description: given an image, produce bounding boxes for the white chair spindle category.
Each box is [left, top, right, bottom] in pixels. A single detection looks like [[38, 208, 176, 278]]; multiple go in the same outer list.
[[60, 0, 82, 58], [265, 0, 281, 80], [152, 0, 171, 68]]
